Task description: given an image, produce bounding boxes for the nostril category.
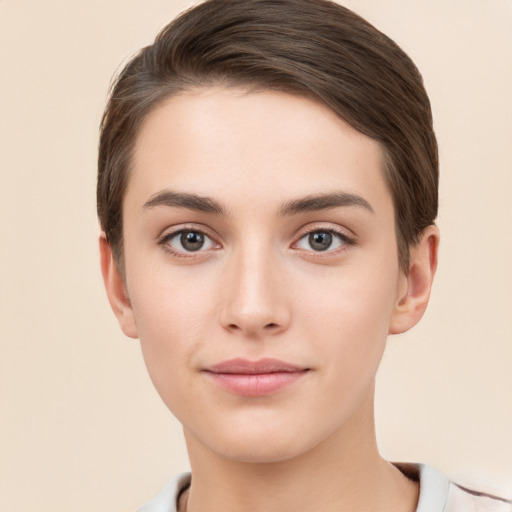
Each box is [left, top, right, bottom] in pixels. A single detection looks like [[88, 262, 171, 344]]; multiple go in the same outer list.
[[265, 323, 278, 329]]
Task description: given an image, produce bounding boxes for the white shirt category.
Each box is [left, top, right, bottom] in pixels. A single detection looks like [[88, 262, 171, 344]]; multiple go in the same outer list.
[[136, 463, 512, 512]]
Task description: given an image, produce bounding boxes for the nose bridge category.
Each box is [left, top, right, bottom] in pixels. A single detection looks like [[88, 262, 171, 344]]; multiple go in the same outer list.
[[220, 236, 290, 336]]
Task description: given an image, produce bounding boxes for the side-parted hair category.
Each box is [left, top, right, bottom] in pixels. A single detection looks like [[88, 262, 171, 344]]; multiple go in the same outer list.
[[97, 0, 438, 271]]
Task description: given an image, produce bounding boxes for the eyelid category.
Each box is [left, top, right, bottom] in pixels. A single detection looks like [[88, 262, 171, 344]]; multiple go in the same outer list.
[[156, 222, 355, 257], [291, 223, 356, 253], [157, 224, 222, 256], [295, 221, 356, 240]]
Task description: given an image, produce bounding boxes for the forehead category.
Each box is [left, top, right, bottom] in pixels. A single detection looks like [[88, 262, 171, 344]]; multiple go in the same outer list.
[[126, 87, 392, 215]]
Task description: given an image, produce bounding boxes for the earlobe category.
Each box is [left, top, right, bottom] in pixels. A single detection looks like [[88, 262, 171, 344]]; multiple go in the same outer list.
[[99, 234, 139, 339], [389, 225, 439, 335]]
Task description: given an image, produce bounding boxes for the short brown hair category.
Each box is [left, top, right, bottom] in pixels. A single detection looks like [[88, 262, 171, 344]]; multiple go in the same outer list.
[[97, 0, 438, 271]]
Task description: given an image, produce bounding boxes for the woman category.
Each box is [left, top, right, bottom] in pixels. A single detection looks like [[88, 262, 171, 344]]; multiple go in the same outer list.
[[97, 1, 511, 510]]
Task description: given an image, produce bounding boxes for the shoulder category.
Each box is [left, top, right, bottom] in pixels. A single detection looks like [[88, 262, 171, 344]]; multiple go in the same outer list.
[[135, 466, 511, 512], [446, 482, 512, 512], [136, 472, 191, 512], [395, 462, 511, 512]]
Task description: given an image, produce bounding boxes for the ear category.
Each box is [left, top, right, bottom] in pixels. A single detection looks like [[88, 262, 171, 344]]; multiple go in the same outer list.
[[389, 225, 439, 335], [99, 234, 139, 339]]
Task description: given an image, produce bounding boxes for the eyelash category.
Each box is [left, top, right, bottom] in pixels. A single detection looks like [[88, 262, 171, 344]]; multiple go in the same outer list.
[[293, 227, 355, 255], [157, 226, 220, 258], [157, 225, 355, 257]]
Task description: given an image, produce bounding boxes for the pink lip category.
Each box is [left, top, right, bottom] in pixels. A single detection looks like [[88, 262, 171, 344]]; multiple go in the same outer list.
[[203, 358, 309, 396]]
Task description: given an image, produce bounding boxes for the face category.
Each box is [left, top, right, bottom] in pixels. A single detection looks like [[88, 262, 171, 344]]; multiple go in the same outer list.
[[107, 88, 427, 464]]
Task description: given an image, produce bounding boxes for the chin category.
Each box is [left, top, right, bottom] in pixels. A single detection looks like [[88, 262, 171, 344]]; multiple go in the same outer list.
[[217, 438, 308, 465], [186, 416, 330, 466]]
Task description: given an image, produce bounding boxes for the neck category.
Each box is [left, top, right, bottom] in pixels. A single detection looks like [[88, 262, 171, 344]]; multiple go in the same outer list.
[[181, 387, 419, 512]]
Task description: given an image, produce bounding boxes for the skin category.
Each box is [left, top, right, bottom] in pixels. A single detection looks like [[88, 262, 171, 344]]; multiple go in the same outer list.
[[100, 88, 439, 512]]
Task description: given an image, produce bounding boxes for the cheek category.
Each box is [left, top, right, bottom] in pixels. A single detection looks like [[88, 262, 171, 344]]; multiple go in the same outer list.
[[297, 258, 400, 385], [126, 262, 218, 405]]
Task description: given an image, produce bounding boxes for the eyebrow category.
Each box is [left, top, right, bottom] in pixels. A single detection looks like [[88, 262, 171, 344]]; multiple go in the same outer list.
[[278, 192, 374, 216], [142, 189, 374, 217], [143, 190, 225, 215]]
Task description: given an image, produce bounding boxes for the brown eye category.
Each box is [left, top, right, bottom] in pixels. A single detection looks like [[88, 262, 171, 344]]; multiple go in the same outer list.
[[180, 231, 205, 251], [161, 229, 218, 254], [294, 229, 353, 253]]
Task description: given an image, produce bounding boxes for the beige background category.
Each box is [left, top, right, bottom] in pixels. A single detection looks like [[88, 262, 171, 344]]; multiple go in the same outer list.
[[0, 1, 511, 510]]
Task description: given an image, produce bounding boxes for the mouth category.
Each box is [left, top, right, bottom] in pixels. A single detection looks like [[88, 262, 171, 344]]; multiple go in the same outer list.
[[202, 358, 310, 396]]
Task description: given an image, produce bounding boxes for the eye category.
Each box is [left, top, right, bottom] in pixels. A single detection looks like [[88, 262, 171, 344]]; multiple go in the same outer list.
[[160, 229, 219, 254], [294, 229, 352, 252]]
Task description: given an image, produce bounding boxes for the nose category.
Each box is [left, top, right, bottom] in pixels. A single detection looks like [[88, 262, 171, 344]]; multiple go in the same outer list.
[[219, 244, 291, 338]]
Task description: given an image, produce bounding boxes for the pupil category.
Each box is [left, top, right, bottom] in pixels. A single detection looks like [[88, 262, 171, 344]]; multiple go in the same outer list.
[[309, 232, 332, 251], [181, 231, 205, 251]]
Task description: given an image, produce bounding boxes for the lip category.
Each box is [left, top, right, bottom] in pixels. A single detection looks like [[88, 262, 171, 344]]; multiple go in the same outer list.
[[203, 358, 310, 396]]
